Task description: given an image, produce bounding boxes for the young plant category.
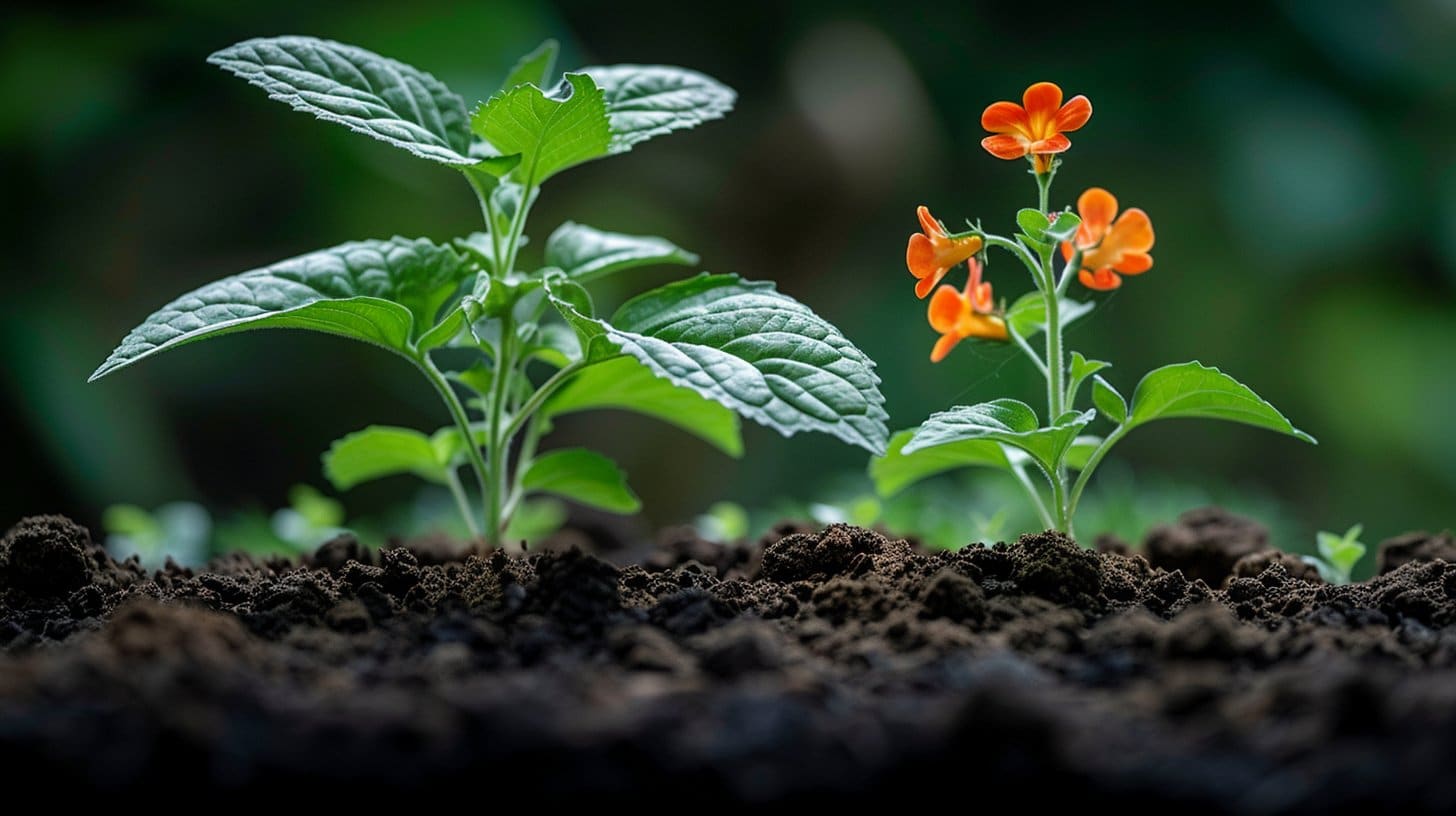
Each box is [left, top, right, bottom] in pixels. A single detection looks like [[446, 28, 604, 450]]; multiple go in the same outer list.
[[1303, 524, 1366, 584], [91, 37, 888, 552], [871, 82, 1314, 536]]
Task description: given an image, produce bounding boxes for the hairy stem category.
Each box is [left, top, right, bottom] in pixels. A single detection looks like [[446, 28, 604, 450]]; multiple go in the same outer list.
[[1009, 328, 1048, 376], [1067, 424, 1130, 521], [503, 361, 587, 442], [418, 356, 491, 543], [485, 312, 515, 551]]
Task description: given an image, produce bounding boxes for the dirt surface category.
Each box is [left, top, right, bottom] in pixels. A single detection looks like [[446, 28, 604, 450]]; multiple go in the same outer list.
[[5, 509, 1456, 809]]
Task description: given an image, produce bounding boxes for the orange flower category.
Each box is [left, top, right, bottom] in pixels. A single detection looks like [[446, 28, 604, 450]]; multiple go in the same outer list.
[[1060, 187, 1154, 291], [981, 82, 1092, 174], [907, 205, 983, 299], [927, 258, 1007, 362]]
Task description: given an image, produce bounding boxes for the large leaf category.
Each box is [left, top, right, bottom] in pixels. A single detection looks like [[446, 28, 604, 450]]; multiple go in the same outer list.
[[871, 430, 1011, 497], [1006, 291, 1096, 340], [579, 65, 736, 153], [470, 73, 611, 185], [1127, 361, 1316, 443], [209, 36, 475, 165], [543, 356, 742, 456], [91, 238, 470, 380], [547, 274, 888, 454], [902, 399, 1095, 474], [520, 448, 640, 513], [544, 221, 698, 282]]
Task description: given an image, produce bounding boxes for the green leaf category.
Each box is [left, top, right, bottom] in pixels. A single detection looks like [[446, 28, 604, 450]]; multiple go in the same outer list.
[[579, 65, 736, 153], [520, 448, 641, 513], [91, 238, 472, 381], [471, 73, 611, 185], [1006, 291, 1095, 339], [547, 274, 888, 454], [902, 399, 1094, 475], [1317, 524, 1366, 579], [208, 36, 475, 165], [1043, 212, 1082, 243], [1126, 361, 1316, 443], [1092, 376, 1127, 424], [1016, 208, 1050, 240], [544, 221, 698, 282], [323, 425, 452, 489], [870, 429, 1011, 497], [543, 356, 743, 456], [502, 39, 558, 91], [1067, 352, 1110, 406]]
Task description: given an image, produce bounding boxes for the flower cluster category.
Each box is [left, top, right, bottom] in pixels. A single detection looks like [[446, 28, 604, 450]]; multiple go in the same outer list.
[[904, 81, 1155, 361]]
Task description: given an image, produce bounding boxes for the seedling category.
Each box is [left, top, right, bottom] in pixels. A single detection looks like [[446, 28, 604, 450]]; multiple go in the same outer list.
[[1303, 524, 1366, 584], [872, 82, 1314, 536], [90, 37, 888, 551]]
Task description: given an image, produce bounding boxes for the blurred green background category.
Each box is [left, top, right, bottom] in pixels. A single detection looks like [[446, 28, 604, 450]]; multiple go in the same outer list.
[[3, 0, 1454, 553]]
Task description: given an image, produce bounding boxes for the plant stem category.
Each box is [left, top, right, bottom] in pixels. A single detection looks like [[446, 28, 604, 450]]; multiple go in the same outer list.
[[465, 171, 506, 275], [485, 311, 515, 551], [418, 356, 491, 542], [1067, 423, 1129, 521], [1036, 168, 1054, 215], [502, 360, 587, 441], [1011, 463, 1055, 529], [444, 469, 482, 539], [1009, 329, 1048, 376]]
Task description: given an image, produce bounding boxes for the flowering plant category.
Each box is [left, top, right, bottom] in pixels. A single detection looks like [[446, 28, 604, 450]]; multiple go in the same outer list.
[[873, 82, 1314, 535]]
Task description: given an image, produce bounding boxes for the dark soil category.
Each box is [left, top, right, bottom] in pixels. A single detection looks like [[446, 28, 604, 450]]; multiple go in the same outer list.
[[5, 509, 1456, 809]]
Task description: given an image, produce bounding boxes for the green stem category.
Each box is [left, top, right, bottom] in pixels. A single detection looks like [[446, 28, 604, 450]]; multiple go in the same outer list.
[[1068, 423, 1130, 521], [444, 468, 481, 539], [465, 170, 506, 276], [502, 361, 586, 441], [501, 413, 544, 529], [1036, 169, 1054, 215], [978, 233, 1042, 279], [1011, 463, 1055, 529], [1009, 328, 1048, 377], [485, 312, 515, 551], [418, 355, 491, 543], [1046, 463, 1069, 532]]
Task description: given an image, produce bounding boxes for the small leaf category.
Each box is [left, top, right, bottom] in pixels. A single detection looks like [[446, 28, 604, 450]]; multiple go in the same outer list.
[[1092, 376, 1127, 424], [208, 36, 475, 165], [520, 448, 641, 513], [546, 274, 888, 454], [1067, 352, 1111, 406], [1043, 212, 1082, 243], [91, 238, 472, 381], [323, 425, 452, 489], [471, 73, 611, 185], [1016, 208, 1050, 240], [1006, 291, 1095, 340], [579, 64, 736, 153], [1127, 361, 1316, 443], [903, 399, 1095, 475], [501, 39, 558, 91], [544, 221, 698, 282], [543, 356, 743, 456], [870, 429, 1010, 497], [1318, 524, 1366, 578]]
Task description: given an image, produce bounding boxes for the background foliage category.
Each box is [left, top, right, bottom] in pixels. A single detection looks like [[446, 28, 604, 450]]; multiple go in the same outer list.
[[4, 0, 1454, 550]]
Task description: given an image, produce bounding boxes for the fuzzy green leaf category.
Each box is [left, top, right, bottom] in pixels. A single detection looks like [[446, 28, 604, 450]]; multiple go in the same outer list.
[[91, 238, 471, 381], [209, 36, 476, 165], [1092, 376, 1127, 424], [1016, 208, 1050, 240], [543, 356, 743, 456], [470, 73, 611, 185], [1127, 361, 1316, 443], [547, 274, 887, 454], [579, 65, 736, 153], [902, 399, 1094, 475], [1006, 291, 1095, 339], [323, 425, 453, 489], [1043, 212, 1082, 243], [870, 430, 1011, 497], [502, 39, 558, 91], [1067, 352, 1110, 406], [520, 448, 640, 513], [545, 221, 698, 282]]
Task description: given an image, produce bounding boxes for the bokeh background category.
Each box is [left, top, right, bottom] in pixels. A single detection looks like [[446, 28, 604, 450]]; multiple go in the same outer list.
[[4, 0, 1455, 555]]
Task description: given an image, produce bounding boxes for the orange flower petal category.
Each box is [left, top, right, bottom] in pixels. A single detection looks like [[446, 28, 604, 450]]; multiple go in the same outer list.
[[1113, 251, 1153, 275], [916, 205, 943, 237], [1079, 268, 1122, 291], [981, 134, 1028, 160], [981, 101, 1030, 135], [1077, 187, 1118, 235], [1022, 82, 1064, 119], [927, 285, 965, 332], [1054, 95, 1092, 132], [1028, 133, 1071, 155], [915, 269, 946, 299], [907, 234, 937, 279], [930, 332, 961, 363], [959, 313, 1009, 341], [1109, 207, 1155, 252]]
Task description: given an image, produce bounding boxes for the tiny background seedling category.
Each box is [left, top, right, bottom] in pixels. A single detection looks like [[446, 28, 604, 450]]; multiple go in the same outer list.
[[1303, 524, 1366, 584]]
